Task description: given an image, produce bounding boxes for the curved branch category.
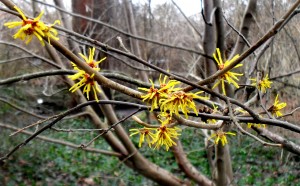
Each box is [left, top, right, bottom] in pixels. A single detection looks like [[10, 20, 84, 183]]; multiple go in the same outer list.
[[174, 115, 222, 130], [172, 140, 212, 186], [227, 99, 281, 147]]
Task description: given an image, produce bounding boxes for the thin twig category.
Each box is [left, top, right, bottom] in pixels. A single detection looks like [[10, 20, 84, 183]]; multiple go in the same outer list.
[[0, 123, 122, 157], [0, 100, 145, 162], [171, 0, 202, 37], [51, 127, 106, 132], [0, 69, 154, 88], [0, 41, 61, 69], [222, 13, 252, 49], [226, 99, 282, 147], [278, 106, 300, 119], [257, 90, 273, 119], [269, 68, 300, 80], [80, 108, 142, 149], [0, 96, 88, 121], [0, 56, 33, 64]]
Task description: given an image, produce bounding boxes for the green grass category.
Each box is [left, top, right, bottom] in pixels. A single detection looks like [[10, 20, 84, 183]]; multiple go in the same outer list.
[[1, 117, 299, 185]]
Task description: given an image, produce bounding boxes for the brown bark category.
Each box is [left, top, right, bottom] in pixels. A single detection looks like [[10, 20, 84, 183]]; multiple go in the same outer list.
[[215, 144, 233, 186], [202, 0, 216, 80], [172, 140, 213, 186], [230, 0, 257, 58], [252, 127, 300, 155]]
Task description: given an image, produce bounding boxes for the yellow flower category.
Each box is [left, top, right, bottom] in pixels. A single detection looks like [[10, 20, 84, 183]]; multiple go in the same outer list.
[[158, 74, 181, 94], [209, 130, 235, 146], [4, 6, 60, 46], [68, 47, 106, 102], [160, 91, 209, 118], [43, 20, 61, 44], [129, 113, 180, 151], [247, 123, 266, 128], [157, 112, 174, 126], [69, 73, 101, 101], [207, 119, 217, 124], [212, 48, 243, 95], [206, 104, 218, 124], [268, 94, 287, 117], [250, 74, 272, 93], [153, 125, 181, 151], [138, 79, 160, 111], [138, 74, 180, 111], [130, 128, 156, 147]]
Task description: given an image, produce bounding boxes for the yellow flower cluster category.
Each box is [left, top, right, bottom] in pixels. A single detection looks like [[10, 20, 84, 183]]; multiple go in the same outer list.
[[208, 130, 236, 146], [247, 123, 266, 128], [139, 74, 208, 118], [212, 48, 243, 95], [4, 6, 60, 46], [138, 74, 180, 111], [250, 74, 272, 93], [268, 94, 287, 117], [130, 114, 181, 151], [68, 47, 106, 102]]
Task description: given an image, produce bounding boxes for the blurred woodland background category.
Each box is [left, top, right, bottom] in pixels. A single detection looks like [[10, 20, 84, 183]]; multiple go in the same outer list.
[[0, 0, 300, 185]]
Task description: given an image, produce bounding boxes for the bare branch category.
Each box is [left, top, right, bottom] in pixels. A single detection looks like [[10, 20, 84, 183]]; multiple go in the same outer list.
[[270, 68, 300, 80], [0, 69, 154, 88], [0, 123, 122, 157], [131, 115, 160, 128], [227, 99, 281, 147], [252, 127, 300, 155], [171, 0, 202, 38], [222, 13, 252, 49], [0, 41, 61, 69], [174, 115, 222, 130], [80, 108, 141, 149], [172, 140, 212, 186]]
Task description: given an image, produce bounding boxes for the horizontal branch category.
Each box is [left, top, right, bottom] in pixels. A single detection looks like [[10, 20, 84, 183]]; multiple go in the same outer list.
[[0, 122, 122, 157], [0, 69, 153, 88], [0, 41, 61, 69], [270, 68, 300, 80]]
